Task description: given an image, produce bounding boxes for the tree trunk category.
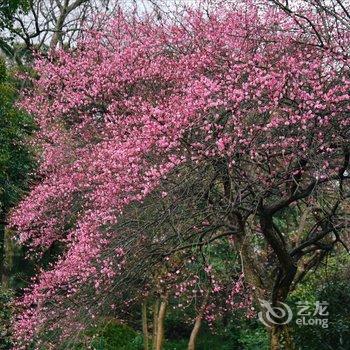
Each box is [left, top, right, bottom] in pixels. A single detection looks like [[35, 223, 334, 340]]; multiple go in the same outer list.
[[188, 291, 209, 350], [152, 299, 159, 350], [155, 296, 167, 350], [188, 317, 201, 350], [142, 301, 149, 350], [270, 326, 280, 350], [235, 232, 268, 301], [270, 324, 295, 350]]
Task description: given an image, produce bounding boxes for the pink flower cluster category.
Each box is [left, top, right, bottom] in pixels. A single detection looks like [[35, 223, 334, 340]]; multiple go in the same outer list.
[[10, 2, 349, 347]]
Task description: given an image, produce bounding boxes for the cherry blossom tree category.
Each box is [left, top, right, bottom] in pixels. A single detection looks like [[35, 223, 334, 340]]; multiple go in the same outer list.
[[9, 1, 350, 348]]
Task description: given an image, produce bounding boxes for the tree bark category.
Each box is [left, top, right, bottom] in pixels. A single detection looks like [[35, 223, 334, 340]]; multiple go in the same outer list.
[[155, 296, 167, 350], [188, 317, 201, 350], [235, 231, 269, 301], [270, 324, 295, 350], [188, 291, 209, 350], [234, 222, 296, 350], [142, 301, 149, 350], [152, 299, 159, 350], [270, 327, 279, 350], [226, 202, 297, 350]]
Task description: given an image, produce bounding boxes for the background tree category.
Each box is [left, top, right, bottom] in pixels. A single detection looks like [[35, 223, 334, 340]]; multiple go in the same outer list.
[[0, 0, 121, 63], [0, 58, 34, 283], [0, 0, 29, 60]]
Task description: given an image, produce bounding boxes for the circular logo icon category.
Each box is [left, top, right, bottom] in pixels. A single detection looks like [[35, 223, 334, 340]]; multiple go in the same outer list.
[[258, 299, 293, 327]]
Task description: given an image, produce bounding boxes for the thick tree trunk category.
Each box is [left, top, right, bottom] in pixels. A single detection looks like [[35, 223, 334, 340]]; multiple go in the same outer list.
[[152, 299, 159, 350], [283, 326, 295, 350], [270, 327, 279, 350], [188, 291, 209, 350], [155, 296, 167, 350], [235, 232, 268, 301], [228, 214, 297, 350], [142, 301, 149, 350], [270, 324, 295, 350], [235, 228, 296, 350]]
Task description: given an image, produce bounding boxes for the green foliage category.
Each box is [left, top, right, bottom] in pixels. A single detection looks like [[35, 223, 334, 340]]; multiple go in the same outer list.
[[0, 58, 35, 216], [0, 59, 35, 297], [164, 327, 268, 350], [91, 322, 143, 350], [62, 315, 268, 350], [164, 315, 268, 350], [70, 320, 143, 350], [290, 253, 350, 350], [165, 314, 191, 340], [0, 286, 14, 349], [235, 326, 268, 350], [0, 0, 28, 29], [219, 317, 268, 350]]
